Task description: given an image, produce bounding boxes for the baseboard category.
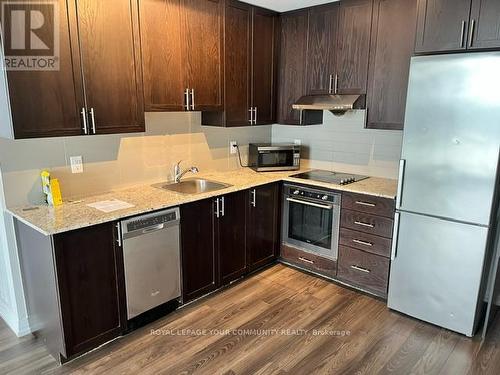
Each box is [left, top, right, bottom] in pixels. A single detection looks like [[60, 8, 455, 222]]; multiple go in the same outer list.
[[0, 298, 31, 337]]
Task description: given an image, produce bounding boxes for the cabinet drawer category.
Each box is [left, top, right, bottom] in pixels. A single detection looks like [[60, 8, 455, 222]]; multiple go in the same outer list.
[[337, 246, 389, 297], [342, 192, 395, 218], [339, 228, 392, 258], [341, 209, 393, 238], [280, 245, 337, 278]]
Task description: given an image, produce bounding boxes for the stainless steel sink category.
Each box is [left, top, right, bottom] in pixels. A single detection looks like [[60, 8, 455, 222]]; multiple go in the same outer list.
[[153, 178, 232, 195]]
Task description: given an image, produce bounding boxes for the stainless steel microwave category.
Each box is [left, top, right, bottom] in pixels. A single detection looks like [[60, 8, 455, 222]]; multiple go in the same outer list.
[[249, 143, 300, 172]]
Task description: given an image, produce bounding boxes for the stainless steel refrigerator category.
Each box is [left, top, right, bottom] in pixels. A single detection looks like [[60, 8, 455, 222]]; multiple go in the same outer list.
[[388, 52, 500, 337]]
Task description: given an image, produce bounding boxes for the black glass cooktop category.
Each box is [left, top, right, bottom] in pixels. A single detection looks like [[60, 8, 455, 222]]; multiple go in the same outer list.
[[291, 170, 369, 186]]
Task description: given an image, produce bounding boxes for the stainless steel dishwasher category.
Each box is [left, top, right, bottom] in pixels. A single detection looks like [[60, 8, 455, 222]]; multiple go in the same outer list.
[[120, 208, 181, 320]]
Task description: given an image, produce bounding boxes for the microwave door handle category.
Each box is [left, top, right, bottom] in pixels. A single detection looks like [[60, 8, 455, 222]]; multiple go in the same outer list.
[[286, 197, 332, 210]]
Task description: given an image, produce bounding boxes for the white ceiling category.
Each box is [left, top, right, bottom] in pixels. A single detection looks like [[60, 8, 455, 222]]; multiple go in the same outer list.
[[243, 0, 339, 12]]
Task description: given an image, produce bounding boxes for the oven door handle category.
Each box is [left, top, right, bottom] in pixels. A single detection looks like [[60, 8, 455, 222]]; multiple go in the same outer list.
[[286, 197, 333, 210]]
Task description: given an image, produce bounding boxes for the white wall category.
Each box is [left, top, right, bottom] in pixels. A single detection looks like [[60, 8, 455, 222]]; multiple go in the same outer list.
[[273, 110, 403, 179]]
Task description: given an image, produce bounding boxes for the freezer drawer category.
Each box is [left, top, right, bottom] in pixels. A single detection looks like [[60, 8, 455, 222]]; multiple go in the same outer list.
[[388, 212, 489, 336]]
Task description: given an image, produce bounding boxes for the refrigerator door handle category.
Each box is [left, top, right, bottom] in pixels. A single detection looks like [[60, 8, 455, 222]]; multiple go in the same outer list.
[[391, 212, 401, 261], [396, 159, 405, 209]]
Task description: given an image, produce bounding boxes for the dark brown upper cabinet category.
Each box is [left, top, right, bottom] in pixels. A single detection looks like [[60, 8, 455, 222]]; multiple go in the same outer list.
[[278, 0, 373, 125], [336, 0, 373, 95], [469, 0, 500, 50], [0, 0, 85, 139], [415, 0, 500, 53], [0, 0, 144, 139], [76, 0, 144, 134], [202, 1, 278, 127], [277, 9, 309, 125], [415, 0, 472, 53], [306, 3, 340, 95], [305, 0, 373, 96], [366, 0, 417, 130], [140, 0, 223, 113]]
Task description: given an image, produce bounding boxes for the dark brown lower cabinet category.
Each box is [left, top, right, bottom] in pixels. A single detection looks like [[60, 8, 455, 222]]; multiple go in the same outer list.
[[246, 183, 280, 271], [217, 191, 248, 285], [337, 245, 390, 297], [53, 222, 126, 358], [181, 184, 280, 301], [180, 198, 217, 302]]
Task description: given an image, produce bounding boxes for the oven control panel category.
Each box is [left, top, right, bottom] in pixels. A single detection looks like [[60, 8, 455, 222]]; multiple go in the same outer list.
[[286, 185, 341, 205]]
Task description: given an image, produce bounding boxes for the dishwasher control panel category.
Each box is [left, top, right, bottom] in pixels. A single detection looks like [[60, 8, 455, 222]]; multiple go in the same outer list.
[[126, 210, 179, 232]]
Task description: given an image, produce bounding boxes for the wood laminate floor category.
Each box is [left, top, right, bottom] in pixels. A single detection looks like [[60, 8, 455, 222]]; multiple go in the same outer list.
[[1, 264, 500, 375]]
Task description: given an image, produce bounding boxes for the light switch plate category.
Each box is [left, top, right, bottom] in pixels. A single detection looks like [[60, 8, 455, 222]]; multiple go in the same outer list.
[[70, 156, 84, 174]]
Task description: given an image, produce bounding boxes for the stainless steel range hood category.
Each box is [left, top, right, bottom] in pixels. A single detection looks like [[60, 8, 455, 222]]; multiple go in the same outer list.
[[292, 94, 362, 114]]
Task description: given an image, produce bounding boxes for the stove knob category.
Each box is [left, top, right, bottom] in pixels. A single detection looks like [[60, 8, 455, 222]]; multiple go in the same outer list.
[[322, 195, 329, 201], [293, 190, 300, 195], [340, 179, 345, 185]]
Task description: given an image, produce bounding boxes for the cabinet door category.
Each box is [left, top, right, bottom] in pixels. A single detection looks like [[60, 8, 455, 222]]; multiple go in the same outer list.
[[181, 0, 223, 111], [217, 191, 247, 285], [181, 198, 217, 302], [336, 0, 373, 95], [469, 0, 500, 50], [277, 10, 309, 124], [54, 222, 125, 358], [246, 184, 279, 272], [366, 0, 417, 130], [306, 4, 339, 95], [3, 0, 85, 138], [76, 0, 144, 134], [252, 7, 278, 125], [415, 0, 472, 53], [224, 0, 252, 126], [139, 0, 185, 111]]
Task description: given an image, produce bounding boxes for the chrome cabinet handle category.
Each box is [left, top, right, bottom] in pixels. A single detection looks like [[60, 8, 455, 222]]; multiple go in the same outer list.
[[286, 197, 333, 210], [251, 189, 256, 207], [354, 221, 374, 228], [215, 198, 220, 218], [328, 74, 333, 94], [221, 196, 225, 217], [391, 212, 400, 261], [353, 239, 373, 247], [460, 20, 466, 48], [81, 107, 88, 135], [469, 19, 475, 47], [190, 89, 195, 110], [299, 257, 314, 264], [248, 108, 253, 124], [334, 74, 339, 94], [355, 201, 376, 207], [184, 88, 190, 111], [253, 107, 257, 124], [351, 265, 371, 273], [89, 108, 96, 134], [116, 223, 122, 247], [396, 159, 405, 209]]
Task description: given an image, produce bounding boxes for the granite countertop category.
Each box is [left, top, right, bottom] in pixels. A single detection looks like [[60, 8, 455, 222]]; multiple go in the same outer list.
[[7, 168, 398, 236]]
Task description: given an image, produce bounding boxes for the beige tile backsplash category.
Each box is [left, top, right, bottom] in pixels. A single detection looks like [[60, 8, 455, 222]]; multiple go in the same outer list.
[[0, 112, 272, 206], [0, 110, 402, 207]]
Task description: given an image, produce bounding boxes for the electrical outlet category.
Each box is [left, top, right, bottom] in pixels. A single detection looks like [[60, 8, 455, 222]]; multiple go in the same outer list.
[[294, 139, 302, 145], [70, 156, 84, 174], [230, 141, 238, 155]]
